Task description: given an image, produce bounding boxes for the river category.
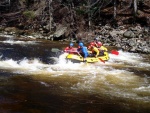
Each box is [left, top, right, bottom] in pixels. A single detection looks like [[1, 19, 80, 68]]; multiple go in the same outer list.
[[0, 34, 149, 113]]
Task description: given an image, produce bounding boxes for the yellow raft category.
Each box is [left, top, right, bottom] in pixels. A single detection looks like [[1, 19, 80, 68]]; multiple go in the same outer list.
[[66, 51, 109, 63]]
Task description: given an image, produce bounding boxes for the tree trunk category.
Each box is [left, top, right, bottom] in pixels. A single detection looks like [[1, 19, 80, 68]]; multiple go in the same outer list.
[[8, 0, 10, 6], [88, 0, 91, 31], [49, 0, 52, 32], [133, 0, 138, 24], [133, 0, 137, 17], [113, 0, 117, 19]]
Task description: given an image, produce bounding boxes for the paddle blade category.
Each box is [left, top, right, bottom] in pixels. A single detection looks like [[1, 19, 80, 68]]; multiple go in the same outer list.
[[111, 50, 119, 55], [51, 48, 61, 53], [99, 58, 105, 63]]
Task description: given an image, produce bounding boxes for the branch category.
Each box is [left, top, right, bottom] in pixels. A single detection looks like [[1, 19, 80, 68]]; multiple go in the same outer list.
[[119, 0, 133, 13]]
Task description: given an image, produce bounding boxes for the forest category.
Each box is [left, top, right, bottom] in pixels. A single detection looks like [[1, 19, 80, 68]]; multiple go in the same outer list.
[[0, 0, 150, 53], [0, 0, 149, 31]]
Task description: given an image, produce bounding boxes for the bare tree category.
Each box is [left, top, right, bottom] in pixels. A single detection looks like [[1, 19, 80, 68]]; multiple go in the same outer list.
[[113, 0, 117, 19], [48, 0, 53, 32], [7, 0, 10, 6], [87, 0, 92, 31], [133, 0, 138, 17]]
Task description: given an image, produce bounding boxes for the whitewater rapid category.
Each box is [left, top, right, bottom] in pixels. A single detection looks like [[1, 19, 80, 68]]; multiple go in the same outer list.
[[0, 37, 149, 108]]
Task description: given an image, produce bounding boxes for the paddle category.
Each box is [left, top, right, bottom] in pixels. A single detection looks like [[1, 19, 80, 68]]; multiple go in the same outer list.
[[111, 50, 119, 55], [98, 58, 105, 63], [51, 48, 61, 53], [65, 50, 78, 53], [77, 52, 85, 61]]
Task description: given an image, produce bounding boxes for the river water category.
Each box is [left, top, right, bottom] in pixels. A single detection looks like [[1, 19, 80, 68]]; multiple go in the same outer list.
[[0, 35, 149, 113]]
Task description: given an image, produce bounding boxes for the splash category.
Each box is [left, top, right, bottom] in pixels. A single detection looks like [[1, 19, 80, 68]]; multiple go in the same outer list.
[[0, 51, 149, 103], [0, 50, 149, 74]]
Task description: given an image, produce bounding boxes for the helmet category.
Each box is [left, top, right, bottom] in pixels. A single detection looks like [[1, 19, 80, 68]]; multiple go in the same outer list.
[[94, 37, 98, 41], [79, 42, 83, 47], [98, 42, 102, 46], [69, 43, 73, 47], [90, 42, 95, 46]]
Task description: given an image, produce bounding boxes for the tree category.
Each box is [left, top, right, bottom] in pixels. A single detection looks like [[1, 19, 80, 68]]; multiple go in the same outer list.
[[87, 0, 92, 31], [48, 0, 53, 32], [113, 0, 117, 20], [133, 0, 138, 17], [7, 0, 10, 6]]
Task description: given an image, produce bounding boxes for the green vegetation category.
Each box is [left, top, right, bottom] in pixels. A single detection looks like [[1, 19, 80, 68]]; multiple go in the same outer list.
[[23, 10, 35, 19]]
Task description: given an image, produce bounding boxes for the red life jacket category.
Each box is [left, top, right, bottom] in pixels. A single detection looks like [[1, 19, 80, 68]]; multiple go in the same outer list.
[[64, 47, 77, 54]]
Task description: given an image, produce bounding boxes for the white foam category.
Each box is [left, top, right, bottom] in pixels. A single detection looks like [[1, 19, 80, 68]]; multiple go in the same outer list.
[[0, 51, 149, 102], [1, 39, 38, 45], [109, 50, 142, 63]]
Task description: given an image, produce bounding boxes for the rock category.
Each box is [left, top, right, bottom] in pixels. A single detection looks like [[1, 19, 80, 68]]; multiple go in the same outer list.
[[53, 25, 67, 38], [109, 30, 126, 37], [129, 46, 137, 52], [123, 31, 135, 38], [128, 39, 137, 46]]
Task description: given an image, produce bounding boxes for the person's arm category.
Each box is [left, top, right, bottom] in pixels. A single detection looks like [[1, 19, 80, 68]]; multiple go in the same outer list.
[[102, 46, 108, 51], [94, 47, 99, 57], [77, 48, 81, 53]]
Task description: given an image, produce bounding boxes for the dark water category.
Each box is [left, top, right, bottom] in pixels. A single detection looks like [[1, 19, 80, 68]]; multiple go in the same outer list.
[[0, 35, 149, 113]]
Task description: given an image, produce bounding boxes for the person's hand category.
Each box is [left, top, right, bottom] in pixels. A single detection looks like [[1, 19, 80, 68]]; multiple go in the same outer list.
[[83, 58, 85, 61], [83, 59, 87, 62], [83, 58, 87, 62]]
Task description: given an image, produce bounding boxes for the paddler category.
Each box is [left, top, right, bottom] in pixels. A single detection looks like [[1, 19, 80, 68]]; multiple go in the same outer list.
[[90, 37, 108, 55], [88, 42, 99, 58], [93, 37, 102, 48], [64, 42, 77, 54], [77, 42, 89, 62]]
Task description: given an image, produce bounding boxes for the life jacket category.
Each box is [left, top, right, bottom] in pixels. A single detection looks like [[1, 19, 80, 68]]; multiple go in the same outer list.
[[91, 46, 99, 57], [64, 47, 77, 54]]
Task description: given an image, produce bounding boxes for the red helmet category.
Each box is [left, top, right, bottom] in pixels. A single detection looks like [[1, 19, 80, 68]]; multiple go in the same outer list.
[[98, 42, 102, 46], [90, 42, 95, 46]]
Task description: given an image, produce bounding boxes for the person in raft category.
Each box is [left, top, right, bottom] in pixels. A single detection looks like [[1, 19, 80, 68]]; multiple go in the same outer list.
[[88, 42, 100, 58], [91, 37, 108, 55], [77, 42, 89, 62], [64, 42, 77, 54], [93, 37, 102, 48]]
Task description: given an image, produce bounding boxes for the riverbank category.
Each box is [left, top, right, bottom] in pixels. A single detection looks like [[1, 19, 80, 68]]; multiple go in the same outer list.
[[0, 25, 150, 54]]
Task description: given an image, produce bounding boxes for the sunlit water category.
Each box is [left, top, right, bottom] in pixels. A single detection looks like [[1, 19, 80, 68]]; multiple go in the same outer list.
[[0, 35, 149, 113]]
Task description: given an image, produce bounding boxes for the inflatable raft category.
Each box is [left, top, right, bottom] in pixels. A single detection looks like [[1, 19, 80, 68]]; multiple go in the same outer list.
[[66, 51, 109, 63]]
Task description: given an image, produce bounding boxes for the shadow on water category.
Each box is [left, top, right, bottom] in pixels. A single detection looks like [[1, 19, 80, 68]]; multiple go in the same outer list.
[[0, 42, 63, 64], [1, 74, 149, 113]]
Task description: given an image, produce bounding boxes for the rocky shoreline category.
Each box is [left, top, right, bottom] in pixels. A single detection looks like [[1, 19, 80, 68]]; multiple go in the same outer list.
[[0, 25, 150, 54]]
